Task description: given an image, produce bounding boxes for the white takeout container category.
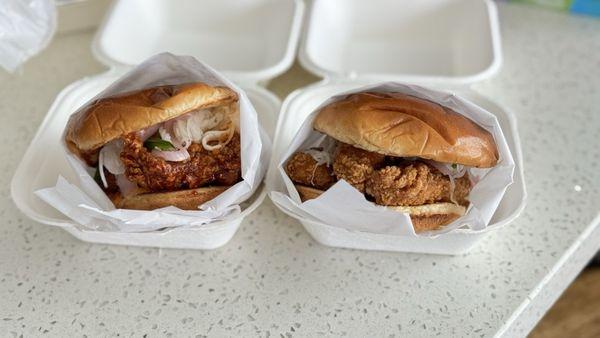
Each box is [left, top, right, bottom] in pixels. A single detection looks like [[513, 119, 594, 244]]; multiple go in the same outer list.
[[11, 0, 305, 249], [266, 0, 526, 255]]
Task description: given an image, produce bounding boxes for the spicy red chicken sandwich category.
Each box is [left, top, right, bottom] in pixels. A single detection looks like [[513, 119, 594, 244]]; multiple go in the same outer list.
[[65, 83, 240, 210]]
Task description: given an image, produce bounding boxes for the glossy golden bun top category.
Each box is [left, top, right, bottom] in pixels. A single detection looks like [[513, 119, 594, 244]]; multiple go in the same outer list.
[[313, 92, 499, 168], [65, 82, 237, 163]]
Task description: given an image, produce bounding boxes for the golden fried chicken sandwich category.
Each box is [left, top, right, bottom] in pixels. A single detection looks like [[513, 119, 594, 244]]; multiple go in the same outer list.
[[285, 92, 499, 232], [65, 83, 241, 210]]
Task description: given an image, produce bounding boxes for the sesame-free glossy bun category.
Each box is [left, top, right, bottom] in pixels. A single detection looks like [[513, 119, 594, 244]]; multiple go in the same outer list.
[[313, 92, 499, 168], [109, 185, 230, 210], [294, 184, 466, 233], [65, 83, 237, 164]]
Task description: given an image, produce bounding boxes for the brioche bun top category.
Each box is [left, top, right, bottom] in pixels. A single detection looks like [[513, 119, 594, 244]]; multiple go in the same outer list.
[[65, 82, 238, 163], [313, 92, 498, 168]]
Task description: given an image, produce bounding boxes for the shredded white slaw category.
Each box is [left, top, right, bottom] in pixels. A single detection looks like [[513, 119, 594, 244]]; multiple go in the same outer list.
[[156, 108, 234, 157]]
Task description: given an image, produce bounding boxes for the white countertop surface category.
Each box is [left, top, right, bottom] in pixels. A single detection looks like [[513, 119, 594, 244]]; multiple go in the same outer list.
[[1, 3, 599, 337]]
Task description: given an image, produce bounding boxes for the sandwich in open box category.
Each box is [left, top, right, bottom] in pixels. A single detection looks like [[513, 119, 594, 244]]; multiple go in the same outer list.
[[35, 53, 269, 233], [272, 82, 514, 236], [65, 82, 241, 210]]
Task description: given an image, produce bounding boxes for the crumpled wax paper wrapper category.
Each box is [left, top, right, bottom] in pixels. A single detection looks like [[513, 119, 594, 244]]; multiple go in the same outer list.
[[0, 0, 56, 72], [269, 82, 515, 237], [35, 53, 271, 232]]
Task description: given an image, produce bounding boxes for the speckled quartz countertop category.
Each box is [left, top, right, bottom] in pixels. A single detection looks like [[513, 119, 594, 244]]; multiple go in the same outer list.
[[1, 3, 599, 337]]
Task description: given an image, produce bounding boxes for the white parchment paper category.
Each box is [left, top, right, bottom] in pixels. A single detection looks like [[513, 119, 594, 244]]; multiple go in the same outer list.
[[35, 53, 271, 232], [270, 82, 515, 237]]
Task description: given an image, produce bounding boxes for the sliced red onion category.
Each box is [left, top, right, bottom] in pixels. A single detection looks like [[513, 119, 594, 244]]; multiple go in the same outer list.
[[137, 124, 160, 141], [115, 174, 139, 197], [100, 140, 125, 174], [151, 148, 190, 162], [98, 139, 125, 188], [202, 129, 233, 151]]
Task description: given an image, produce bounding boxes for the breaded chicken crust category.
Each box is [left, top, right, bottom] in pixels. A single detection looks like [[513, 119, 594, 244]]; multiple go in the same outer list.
[[285, 152, 335, 190], [365, 162, 471, 206], [121, 133, 241, 192], [332, 143, 385, 192]]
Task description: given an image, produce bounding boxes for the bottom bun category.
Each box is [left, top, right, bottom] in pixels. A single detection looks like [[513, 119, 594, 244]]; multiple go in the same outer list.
[[294, 184, 466, 233], [386, 204, 465, 233], [110, 186, 230, 210]]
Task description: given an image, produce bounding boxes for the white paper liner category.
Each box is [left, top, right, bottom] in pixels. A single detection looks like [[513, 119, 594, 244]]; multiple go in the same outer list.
[[35, 53, 271, 232], [269, 82, 515, 237]]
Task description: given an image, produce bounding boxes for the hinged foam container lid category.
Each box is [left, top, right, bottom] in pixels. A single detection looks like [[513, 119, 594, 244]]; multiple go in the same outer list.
[[299, 0, 502, 86], [92, 0, 304, 85]]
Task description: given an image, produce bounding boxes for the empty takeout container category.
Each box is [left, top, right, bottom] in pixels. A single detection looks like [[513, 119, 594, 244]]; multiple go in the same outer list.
[[11, 0, 305, 249], [266, 0, 526, 255]]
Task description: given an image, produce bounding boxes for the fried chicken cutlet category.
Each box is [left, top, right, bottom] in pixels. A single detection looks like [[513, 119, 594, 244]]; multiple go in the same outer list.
[[332, 143, 385, 192], [285, 151, 335, 190], [121, 133, 241, 191], [365, 162, 470, 206], [285, 143, 471, 207]]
